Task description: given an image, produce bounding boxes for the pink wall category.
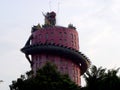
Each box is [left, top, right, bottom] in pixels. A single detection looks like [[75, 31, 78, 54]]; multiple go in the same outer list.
[[31, 26, 81, 85], [32, 54, 81, 86], [32, 26, 79, 50]]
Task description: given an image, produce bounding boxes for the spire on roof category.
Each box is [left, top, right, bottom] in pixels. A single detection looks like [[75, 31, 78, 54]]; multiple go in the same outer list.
[[43, 11, 56, 26]]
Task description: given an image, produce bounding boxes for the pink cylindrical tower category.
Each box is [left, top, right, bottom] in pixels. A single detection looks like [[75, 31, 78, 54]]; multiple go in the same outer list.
[[21, 12, 90, 86]]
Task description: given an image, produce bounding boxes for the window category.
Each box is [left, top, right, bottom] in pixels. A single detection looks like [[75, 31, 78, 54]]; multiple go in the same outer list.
[[46, 55, 48, 59], [74, 35, 76, 39], [36, 63, 38, 69], [59, 32, 62, 34], [46, 33, 48, 39], [59, 32, 62, 37], [35, 55, 38, 62], [72, 63, 74, 66], [71, 34, 73, 39], [60, 58, 64, 66], [64, 32, 67, 34], [51, 32, 54, 37], [76, 68, 78, 75], [73, 75, 75, 81], [39, 34, 42, 38], [60, 67, 63, 71], [52, 59, 55, 62], [38, 56, 41, 63], [51, 32, 54, 34], [59, 39, 62, 43], [64, 39, 67, 41], [76, 77, 78, 83], [75, 42, 76, 47], [71, 41, 74, 46], [39, 55, 41, 59], [35, 36, 38, 39], [50, 39, 54, 44], [64, 32, 67, 37]]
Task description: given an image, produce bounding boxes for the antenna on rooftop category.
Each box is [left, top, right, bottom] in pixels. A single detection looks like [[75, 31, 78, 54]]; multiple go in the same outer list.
[[48, 0, 61, 13], [49, 0, 52, 12], [57, 1, 60, 14]]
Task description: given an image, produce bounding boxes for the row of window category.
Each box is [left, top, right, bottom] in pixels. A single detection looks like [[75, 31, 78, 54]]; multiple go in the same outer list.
[[34, 31, 77, 40], [33, 38, 78, 49]]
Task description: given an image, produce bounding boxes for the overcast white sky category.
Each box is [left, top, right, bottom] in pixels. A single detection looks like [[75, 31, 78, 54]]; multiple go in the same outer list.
[[0, 0, 120, 90]]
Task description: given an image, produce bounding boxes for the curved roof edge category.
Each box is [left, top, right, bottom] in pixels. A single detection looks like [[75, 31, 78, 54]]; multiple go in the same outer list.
[[21, 44, 90, 75]]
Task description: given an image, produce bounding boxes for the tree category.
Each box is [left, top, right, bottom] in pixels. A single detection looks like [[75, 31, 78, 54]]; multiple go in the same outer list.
[[10, 62, 80, 90], [83, 65, 106, 90], [100, 68, 120, 90], [83, 65, 120, 90]]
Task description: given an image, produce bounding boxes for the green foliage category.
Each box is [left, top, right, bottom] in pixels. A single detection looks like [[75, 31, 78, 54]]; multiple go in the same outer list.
[[10, 62, 80, 90], [10, 62, 120, 90], [100, 68, 120, 90], [83, 65, 120, 90]]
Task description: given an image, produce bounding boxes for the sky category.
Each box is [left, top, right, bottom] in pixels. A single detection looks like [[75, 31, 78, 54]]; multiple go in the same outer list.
[[0, 0, 120, 90]]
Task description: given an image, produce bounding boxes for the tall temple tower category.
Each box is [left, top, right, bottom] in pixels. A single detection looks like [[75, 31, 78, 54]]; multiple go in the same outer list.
[[21, 12, 90, 86]]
